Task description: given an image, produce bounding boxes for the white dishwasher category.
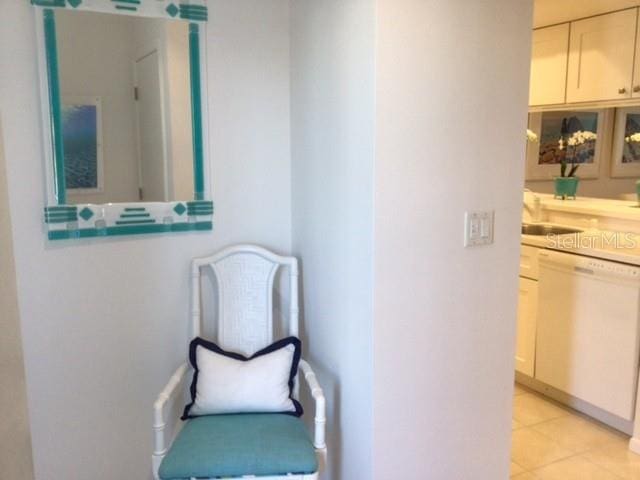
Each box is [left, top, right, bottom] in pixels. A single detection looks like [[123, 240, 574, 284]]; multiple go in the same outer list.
[[537, 250, 640, 421]]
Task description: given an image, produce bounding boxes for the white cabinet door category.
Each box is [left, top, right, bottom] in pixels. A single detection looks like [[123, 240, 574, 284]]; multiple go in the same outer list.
[[515, 277, 538, 377], [632, 17, 640, 98], [530, 24, 569, 106], [567, 9, 637, 103], [520, 245, 540, 280]]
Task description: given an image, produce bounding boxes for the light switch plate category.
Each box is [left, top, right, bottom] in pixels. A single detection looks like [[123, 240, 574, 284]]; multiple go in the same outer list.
[[465, 211, 494, 247]]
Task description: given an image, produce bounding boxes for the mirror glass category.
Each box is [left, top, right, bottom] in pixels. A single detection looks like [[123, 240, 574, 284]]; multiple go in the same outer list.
[[621, 113, 640, 162], [536, 111, 598, 166], [55, 9, 194, 204], [526, 108, 640, 200]]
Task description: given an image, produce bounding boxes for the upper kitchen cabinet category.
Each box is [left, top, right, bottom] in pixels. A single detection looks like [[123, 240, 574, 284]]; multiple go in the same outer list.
[[566, 9, 638, 103], [530, 24, 570, 106], [633, 17, 640, 98]]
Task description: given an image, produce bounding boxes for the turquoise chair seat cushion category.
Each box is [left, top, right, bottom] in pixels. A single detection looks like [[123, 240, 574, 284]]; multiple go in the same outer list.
[[158, 413, 318, 479]]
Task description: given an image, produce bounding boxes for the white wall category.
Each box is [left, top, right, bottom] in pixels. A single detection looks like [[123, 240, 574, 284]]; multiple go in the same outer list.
[[57, 10, 140, 204], [0, 2, 291, 479], [372, 1, 533, 478], [0, 118, 35, 480], [290, 1, 375, 479]]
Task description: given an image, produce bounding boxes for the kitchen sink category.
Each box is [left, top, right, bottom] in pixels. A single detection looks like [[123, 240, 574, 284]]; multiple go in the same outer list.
[[521, 223, 583, 236]]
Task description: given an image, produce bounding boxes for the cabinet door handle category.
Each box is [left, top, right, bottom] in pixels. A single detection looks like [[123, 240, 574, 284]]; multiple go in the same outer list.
[[634, 86, 640, 93], [619, 87, 628, 94]]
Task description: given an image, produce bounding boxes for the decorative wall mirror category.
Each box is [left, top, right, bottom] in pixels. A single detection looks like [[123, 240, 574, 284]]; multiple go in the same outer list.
[[32, 0, 212, 240]]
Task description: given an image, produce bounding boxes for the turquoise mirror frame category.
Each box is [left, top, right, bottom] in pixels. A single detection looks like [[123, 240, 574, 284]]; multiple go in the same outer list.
[[32, 0, 213, 240]]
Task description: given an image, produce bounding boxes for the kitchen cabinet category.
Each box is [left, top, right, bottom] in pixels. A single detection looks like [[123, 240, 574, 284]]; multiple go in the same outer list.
[[529, 24, 569, 106], [566, 9, 637, 103], [633, 17, 640, 98], [519, 244, 540, 280], [515, 276, 538, 377], [516, 245, 540, 377]]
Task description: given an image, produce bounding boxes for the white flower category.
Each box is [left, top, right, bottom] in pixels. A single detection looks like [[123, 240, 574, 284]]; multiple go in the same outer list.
[[526, 129, 538, 142], [626, 133, 640, 143], [558, 138, 564, 150], [566, 130, 597, 147]]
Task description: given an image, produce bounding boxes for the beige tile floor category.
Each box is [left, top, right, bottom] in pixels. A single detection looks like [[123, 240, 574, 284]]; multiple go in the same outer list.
[[511, 383, 640, 479]]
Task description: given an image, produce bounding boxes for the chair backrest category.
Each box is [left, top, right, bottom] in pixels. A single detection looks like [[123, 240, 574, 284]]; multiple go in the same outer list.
[[191, 245, 299, 356]]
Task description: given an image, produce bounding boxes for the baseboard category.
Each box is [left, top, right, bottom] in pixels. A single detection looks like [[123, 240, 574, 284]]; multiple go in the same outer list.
[[515, 372, 634, 435], [629, 436, 640, 454]]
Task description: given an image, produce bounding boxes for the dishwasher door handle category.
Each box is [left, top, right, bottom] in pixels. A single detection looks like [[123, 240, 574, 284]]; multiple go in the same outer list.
[[574, 266, 595, 275]]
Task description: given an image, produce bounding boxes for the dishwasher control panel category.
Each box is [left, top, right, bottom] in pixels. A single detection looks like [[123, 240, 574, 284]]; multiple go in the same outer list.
[[539, 250, 640, 282], [584, 259, 639, 277]]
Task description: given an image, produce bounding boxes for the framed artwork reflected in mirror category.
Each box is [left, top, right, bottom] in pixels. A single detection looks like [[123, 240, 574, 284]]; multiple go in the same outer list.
[[526, 109, 611, 181], [62, 96, 103, 194], [611, 107, 640, 178]]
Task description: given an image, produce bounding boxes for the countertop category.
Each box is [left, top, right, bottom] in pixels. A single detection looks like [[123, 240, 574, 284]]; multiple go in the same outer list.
[[530, 194, 640, 222], [522, 228, 640, 266], [522, 194, 640, 266]]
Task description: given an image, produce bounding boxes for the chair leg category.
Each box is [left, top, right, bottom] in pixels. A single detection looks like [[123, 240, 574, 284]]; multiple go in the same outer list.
[[152, 453, 164, 480], [316, 448, 327, 475]]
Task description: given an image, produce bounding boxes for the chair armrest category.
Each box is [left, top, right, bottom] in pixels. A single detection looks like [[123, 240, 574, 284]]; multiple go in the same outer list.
[[153, 362, 189, 457], [299, 359, 326, 450]]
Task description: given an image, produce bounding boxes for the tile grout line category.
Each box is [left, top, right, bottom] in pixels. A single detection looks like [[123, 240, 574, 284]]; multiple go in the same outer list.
[[575, 453, 627, 480], [512, 386, 634, 479]]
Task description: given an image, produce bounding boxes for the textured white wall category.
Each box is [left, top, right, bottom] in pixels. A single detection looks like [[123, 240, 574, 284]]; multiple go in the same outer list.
[[290, 1, 375, 479], [0, 118, 35, 480], [0, 1, 291, 479], [372, 0, 533, 478]]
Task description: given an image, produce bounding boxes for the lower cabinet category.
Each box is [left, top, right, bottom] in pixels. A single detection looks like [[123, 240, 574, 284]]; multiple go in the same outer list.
[[515, 276, 538, 377]]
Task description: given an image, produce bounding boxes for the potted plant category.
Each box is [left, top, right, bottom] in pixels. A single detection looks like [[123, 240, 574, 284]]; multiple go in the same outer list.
[[555, 122, 597, 200]]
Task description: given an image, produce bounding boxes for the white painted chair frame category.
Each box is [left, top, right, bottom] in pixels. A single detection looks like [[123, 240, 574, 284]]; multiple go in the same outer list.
[[152, 245, 327, 480]]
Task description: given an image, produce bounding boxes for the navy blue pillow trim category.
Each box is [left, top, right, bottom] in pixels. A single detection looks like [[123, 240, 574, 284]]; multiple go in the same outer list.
[[182, 336, 303, 420]]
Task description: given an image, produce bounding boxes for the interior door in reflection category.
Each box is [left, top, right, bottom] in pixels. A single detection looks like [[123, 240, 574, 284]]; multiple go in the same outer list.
[[135, 50, 167, 202]]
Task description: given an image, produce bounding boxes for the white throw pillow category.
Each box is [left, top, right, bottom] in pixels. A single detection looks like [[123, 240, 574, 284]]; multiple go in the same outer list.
[[182, 337, 303, 418]]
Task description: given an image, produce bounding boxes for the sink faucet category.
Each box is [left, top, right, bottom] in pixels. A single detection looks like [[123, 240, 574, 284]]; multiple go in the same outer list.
[[523, 188, 541, 222]]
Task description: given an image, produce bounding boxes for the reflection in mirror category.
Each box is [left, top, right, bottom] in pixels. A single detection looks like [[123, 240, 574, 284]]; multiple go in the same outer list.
[[526, 109, 605, 184], [622, 114, 640, 161], [55, 9, 194, 204], [525, 108, 640, 199], [612, 107, 640, 180], [537, 111, 598, 167]]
